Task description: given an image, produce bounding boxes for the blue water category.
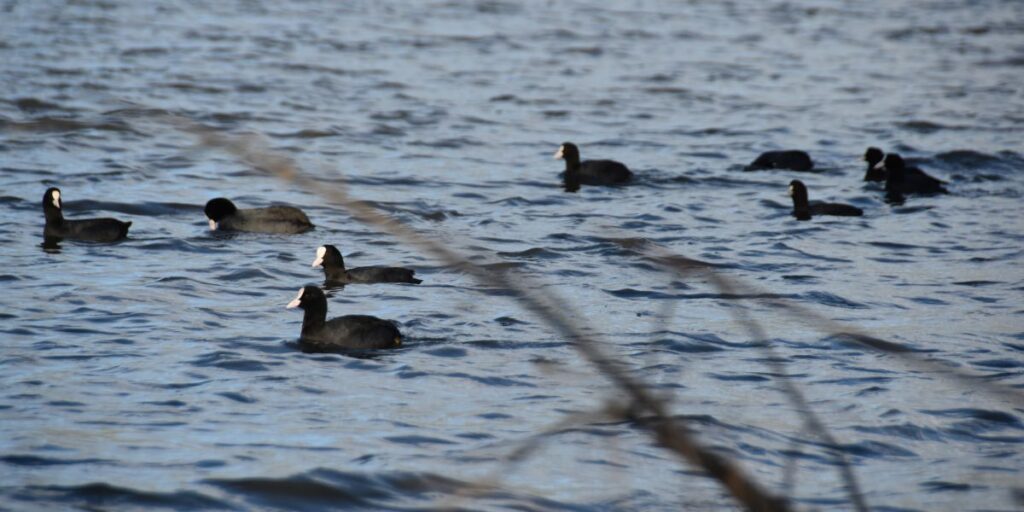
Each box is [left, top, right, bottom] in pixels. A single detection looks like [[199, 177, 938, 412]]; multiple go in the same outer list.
[[2, 1, 1022, 510]]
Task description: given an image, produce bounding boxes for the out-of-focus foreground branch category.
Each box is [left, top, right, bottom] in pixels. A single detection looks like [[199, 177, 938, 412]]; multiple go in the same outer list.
[[152, 111, 1021, 510], [162, 117, 791, 512]]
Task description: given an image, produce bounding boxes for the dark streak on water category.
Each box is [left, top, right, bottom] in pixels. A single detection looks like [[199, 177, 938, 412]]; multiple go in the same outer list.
[[2, 0, 1023, 511]]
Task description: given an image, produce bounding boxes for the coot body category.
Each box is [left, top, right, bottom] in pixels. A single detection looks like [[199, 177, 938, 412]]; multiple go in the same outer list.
[[205, 198, 313, 234], [286, 286, 402, 351], [746, 150, 815, 172], [554, 142, 632, 192], [789, 180, 863, 220], [42, 188, 131, 242], [884, 154, 948, 196], [312, 245, 421, 285]]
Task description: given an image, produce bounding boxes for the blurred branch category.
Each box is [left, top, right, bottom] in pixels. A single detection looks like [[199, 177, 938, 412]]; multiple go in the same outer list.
[[640, 249, 1024, 407], [635, 245, 1024, 510], [635, 253, 868, 511], [161, 117, 791, 512], [705, 271, 868, 512]]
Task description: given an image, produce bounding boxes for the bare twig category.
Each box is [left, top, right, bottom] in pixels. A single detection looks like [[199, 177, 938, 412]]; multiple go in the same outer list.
[[706, 271, 869, 512], [632, 243, 1024, 510], [638, 247, 1024, 407], [161, 118, 792, 512], [781, 427, 807, 499], [628, 251, 869, 510]]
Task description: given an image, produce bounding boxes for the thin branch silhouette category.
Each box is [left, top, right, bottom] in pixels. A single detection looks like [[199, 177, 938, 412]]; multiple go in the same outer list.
[[150, 112, 1021, 511], [157, 117, 792, 512], [637, 248, 1024, 408]]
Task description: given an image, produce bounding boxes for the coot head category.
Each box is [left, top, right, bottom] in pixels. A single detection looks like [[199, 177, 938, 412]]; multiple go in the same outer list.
[[311, 245, 344, 268], [864, 147, 884, 166], [204, 198, 238, 229], [884, 153, 906, 175], [788, 180, 813, 220], [789, 180, 809, 202], [286, 285, 324, 310], [43, 187, 62, 210], [43, 187, 63, 221], [862, 147, 887, 181], [553, 142, 580, 162]]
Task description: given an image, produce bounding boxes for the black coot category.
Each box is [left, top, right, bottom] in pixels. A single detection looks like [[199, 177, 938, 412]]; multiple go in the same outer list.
[[745, 150, 814, 172], [789, 180, 863, 220], [205, 197, 313, 234], [313, 245, 421, 285], [863, 147, 886, 182], [42, 187, 131, 242], [883, 154, 948, 197], [554, 142, 632, 192], [286, 285, 402, 351]]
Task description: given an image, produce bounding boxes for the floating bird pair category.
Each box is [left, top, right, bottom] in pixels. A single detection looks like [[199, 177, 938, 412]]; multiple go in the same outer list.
[[289, 246, 417, 351], [284, 245, 417, 351], [862, 148, 948, 199], [204, 202, 418, 286], [42, 189, 314, 241]]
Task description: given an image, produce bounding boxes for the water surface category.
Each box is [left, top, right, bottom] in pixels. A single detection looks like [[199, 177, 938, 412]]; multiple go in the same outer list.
[[2, 1, 1023, 510]]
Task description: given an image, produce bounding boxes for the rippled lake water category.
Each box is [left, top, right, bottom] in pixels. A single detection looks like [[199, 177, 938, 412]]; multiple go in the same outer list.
[[2, 1, 1023, 510]]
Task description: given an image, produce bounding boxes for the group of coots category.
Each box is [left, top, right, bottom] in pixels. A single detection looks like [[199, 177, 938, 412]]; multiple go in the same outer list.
[[771, 146, 947, 220], [734, 146, 948, 220], [42, 188, 420, 351], [554, 143, 948, 221], [41, 143, 949, 351]]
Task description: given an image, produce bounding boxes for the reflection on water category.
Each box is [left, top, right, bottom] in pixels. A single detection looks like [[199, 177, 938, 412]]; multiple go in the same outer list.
[[41, 236, 63, 253]]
